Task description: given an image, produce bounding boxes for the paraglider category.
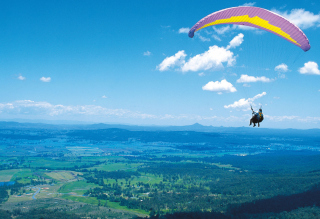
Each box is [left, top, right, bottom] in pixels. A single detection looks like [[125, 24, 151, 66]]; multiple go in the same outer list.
[[250, 106, 263, 127], [188, 6, 310, 51], [188, 6, 311, 127]]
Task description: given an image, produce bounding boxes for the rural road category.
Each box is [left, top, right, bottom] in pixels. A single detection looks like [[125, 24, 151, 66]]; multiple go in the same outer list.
[[32, 187, 40, 200]]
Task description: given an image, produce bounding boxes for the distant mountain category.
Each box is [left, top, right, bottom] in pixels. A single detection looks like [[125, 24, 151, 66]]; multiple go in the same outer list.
[[0, 121, 319, 137]]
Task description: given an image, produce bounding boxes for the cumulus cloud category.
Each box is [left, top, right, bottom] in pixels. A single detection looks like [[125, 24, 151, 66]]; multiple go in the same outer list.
[[143, 51, 151, 56], [40, 77, 51, 82], [181, 46, 235, 72], [226, 33, 244, 49], [179, 27, 190, 33], [18, 75, 26, 80], [236, 74, 272, 83], [275, 63, 289, 72], [272, 9, 320, 29], [198, 72, 205, 77], [158, 34, 244, 72], [157, 50, 187, 71], [224, 92, 266, 110], [202, 79, 237, 94], [299, 61, 320, 75], [102, 95, 107, 99]]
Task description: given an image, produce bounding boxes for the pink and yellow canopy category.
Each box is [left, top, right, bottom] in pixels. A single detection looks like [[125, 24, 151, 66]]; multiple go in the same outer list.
[[188, 6, 310, 51]]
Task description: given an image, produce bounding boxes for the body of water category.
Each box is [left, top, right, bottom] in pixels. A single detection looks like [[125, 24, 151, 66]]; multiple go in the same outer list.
[[0, 181, 15, 186]]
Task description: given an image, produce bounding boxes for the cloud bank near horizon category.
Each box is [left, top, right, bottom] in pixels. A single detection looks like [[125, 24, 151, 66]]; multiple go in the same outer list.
[[0, 100, 319, 127]]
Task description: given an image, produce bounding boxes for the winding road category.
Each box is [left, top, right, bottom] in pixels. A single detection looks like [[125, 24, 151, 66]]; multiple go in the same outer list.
[[32, 187, 40, 200]]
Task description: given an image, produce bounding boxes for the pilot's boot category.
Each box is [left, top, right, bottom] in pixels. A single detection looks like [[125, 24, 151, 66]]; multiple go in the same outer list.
[[258, 123, 260, 127]]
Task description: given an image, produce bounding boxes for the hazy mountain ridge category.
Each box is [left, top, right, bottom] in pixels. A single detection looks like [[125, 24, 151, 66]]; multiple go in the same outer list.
[[1, 121, 319, 132]]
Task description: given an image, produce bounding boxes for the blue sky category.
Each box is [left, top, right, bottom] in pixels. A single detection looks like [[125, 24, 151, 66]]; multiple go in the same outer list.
[[0, 0, 319, 128]]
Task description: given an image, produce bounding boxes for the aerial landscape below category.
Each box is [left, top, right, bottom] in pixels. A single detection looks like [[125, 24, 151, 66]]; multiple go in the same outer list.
[[0, 0, 320, 218], [0, 122, 320, 218]]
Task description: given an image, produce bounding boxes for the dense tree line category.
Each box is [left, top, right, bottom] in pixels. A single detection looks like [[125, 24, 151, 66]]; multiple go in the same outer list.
[[0, 188, 9, 203], [228, 185, 320, 215], [11, 208, 82, 219]]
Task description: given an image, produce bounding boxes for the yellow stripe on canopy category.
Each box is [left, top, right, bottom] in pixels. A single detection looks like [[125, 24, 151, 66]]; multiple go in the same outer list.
[[196, 15, 300, 46]]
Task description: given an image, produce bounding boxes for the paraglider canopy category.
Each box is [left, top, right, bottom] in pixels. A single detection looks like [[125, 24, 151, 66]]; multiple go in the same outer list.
[[188, 6, 310, 52]]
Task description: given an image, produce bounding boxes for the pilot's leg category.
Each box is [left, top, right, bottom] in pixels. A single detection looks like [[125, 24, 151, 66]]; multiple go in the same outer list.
[[253, 123, 256, 127], [258, 122, 260, 127]]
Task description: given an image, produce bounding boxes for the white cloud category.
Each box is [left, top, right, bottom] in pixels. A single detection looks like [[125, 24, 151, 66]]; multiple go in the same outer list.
[[299, 61, 320, 75], [2, 100, 320, 126], [272, 9, 320, 29], [198, 72, 205, 77], [233, 25, 256, 31], [143, 51, 151, 56], [212, 34, 222, 41], [18, 75, 26, 80], [202, 79, 237, 94], [241, 2, 256, 6], [226, 33, 244, 49], [224, 92, 266, 110], [198, 35, 211, 42], [102, 95, 107, 99], [212, 26, 231, 35], [236, 74, 272, 83], [181, 46, 235, 72], [40, 77, 51, 82], [297, 116, 320, 123], [0, 100, 156, 119], [265, 115, 299, 121], [179, 27, 190, 33], [275, 63, 289, 72], [158, 34, 242, 72], [157, 50, 187, 71]]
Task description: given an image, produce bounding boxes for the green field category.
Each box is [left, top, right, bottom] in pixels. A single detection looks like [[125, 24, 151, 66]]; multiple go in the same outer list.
[[61, 194, 148, 216], [104, 173, 163, 186], [45, 171, 82, 181], [26, 157, 92, 168], [88, 162, 142, 171], [11, 169, 34, 183], [0, 169, 22, 182], [58, 181, 100, 195]]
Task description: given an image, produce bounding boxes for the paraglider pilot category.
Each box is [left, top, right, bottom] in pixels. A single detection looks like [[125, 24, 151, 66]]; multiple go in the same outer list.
[[250, 106, 264, 127]]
